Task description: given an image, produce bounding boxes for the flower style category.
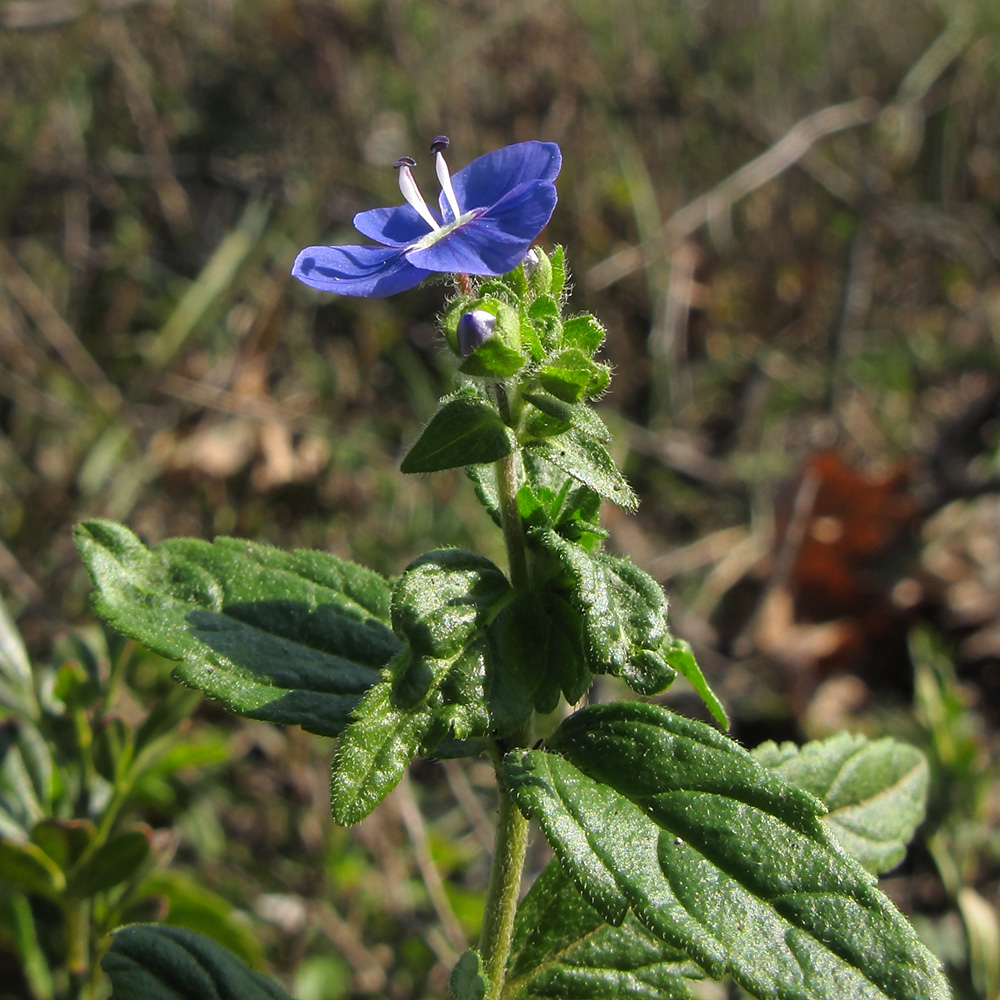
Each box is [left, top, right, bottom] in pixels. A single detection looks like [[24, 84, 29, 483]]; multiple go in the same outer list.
[[292, 137, 561, 297]]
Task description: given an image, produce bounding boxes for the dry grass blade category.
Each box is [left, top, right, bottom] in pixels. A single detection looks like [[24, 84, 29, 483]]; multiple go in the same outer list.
[[588, 97, 879, 289]]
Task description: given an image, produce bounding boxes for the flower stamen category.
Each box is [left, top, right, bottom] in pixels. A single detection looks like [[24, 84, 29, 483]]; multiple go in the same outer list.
[[393, 156, 441, 232], [430, 135, 462, 224]]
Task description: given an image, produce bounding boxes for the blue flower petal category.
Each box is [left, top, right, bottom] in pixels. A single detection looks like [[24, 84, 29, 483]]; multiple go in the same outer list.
[[407, 180, 557, 275], [292, 244, 431, 297], [441, 141, 561, 223], [353, 204, 436, 247]]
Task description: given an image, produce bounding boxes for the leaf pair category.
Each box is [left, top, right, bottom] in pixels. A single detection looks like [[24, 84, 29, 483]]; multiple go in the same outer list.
[[504, 702, 948, 1000]]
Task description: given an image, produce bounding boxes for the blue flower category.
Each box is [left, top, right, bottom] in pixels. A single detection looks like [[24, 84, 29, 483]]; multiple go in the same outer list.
[[292, 137, 561, 297]]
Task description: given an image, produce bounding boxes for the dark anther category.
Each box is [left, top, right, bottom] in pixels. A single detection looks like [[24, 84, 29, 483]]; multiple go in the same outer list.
[[430, 135, 450, 153], [393, 156, 417, 169]]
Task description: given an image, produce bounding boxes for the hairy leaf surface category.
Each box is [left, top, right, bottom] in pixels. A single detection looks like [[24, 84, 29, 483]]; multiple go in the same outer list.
[[101, 924, 292, 1000], [506, 859, 701, 1000], [526, 431, 636, 511], [754, 732, 929, 875], [506, 703, 948, 1000], [401, 394, 514, 473], [75, 520, 397, 737], [332, 642, 490, 825], [529, 531, 673, 694]]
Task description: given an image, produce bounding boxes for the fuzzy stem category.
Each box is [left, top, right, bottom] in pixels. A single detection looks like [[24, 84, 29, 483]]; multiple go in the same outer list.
[[494, 385, 529, 591], [477, 386, 532, 1000], [478, 761, 530, 1000]]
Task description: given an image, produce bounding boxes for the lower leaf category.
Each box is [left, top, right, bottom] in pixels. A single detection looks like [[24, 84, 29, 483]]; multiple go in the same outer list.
[[506, 703, 949, 1000], [506, 859, 702, 1000], [101, 924, 292, 1000]]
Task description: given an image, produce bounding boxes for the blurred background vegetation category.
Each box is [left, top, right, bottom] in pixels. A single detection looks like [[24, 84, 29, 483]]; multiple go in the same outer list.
[[2, 0, 1000, 997]]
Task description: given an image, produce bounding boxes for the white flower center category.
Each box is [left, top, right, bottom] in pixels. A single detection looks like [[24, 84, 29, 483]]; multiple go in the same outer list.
[[393, 136, 467, 243]]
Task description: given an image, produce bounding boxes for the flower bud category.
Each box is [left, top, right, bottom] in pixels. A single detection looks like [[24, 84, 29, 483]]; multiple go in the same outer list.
[[456, 309, 497, 357], [523, 246, 552, 295]]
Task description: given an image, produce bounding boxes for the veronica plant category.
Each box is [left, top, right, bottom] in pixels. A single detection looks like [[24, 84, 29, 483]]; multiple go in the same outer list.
[[75, 138, 949, 1000]]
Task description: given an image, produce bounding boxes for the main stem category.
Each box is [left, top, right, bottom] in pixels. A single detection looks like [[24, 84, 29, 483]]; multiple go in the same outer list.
[[478, 410, 531, 1000], [478, 766, 529, 1000]]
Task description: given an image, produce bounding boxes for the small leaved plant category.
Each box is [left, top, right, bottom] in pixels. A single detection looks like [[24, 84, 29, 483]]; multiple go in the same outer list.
[[76, 138, 949, 1000]]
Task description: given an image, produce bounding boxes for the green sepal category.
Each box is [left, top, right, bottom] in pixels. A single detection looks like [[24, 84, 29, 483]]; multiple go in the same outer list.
[[519, 311, 545, 361], [525, 430, 636, 510], [74, 520, 396, 738], [662, 637, 728, 730], [754, 732, 929, 875], [401, 392, 515, 473], [391, 549, 510, 659], [506, 702, 949, 1000], [459, 338, 525, 378], [440, 294, 474, 356], [450, 949, 487, 1000], [100, 924, 293, 1000], [499, 257, 530, 298], [536, 349, 610, 403], [506, 860, 701, 1000], [525, 248, 553, 297], [549, 245, 567, 300], [527, 296, 563, 352], [457, 299, 523, 378]]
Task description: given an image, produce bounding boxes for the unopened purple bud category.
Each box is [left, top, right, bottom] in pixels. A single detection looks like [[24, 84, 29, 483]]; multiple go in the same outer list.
[[456, 309, 497, 357], [522, 247, 541, 276]]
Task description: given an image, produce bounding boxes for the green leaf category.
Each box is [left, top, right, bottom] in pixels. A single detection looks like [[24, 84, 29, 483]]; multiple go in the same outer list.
[[100, 924, 292, 1000], [30, 818, 95, 873], [0, 594, 37, 719], [466, 465, 502, 527], [506, 860, 701, 1000], [506, 703, 949, 1000], [332, 643, 490, 825], [529, 532, 672, 695], [74, 520, 397, 738], [521, 392, 611, 443], [138, 869, 265, 968], [0, 720, 54, 827], [0, 838, 66, 897], [401, 395, 514, 473], [662, 638, 728, 730], [450, 949, 487, 1000], [561, 314, 606, 354], [392, 550, 510, 659], [753, 733, 929, 875], [536, 350, 609, 403], [486, 593, 589, 731], [69, 825, 151, 897], [525, 431, 636, 510]]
